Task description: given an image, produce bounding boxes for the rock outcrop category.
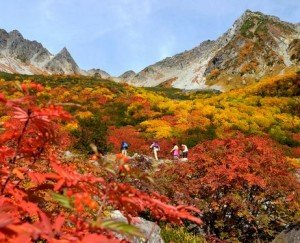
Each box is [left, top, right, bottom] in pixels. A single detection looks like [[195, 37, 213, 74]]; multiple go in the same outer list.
[[272, 223, 300, 243], [110, 210, 164, 243], [85, 68, 110, 78], [119, 70, 136, 80], [44, 47, 80, 74]]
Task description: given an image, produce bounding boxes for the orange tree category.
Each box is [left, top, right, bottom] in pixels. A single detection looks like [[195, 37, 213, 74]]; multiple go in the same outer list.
[[152, 134, 300, 242], [0, 82, 201, 242]]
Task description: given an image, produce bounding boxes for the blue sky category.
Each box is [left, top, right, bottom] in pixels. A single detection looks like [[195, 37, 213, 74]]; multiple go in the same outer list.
[[0, 0, 299, 75]]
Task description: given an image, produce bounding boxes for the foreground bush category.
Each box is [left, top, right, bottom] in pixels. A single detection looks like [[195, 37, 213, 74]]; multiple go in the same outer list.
[[0, 82, 201, 242], [153, 135, 300, 242]]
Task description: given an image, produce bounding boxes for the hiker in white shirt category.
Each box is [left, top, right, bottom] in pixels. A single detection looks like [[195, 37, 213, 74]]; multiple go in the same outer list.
[[150, 142, 160, 160], [181, 144, 188, 158]]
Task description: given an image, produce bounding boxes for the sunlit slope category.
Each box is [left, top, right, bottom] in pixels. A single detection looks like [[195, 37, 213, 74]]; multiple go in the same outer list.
[[0, 71, 299, 154]]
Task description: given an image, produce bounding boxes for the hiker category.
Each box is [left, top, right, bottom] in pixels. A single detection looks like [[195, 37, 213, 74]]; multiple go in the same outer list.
[[181, 144, 189, 158], [170, 143, 180, 160], [150, 141, 160, 160], [120, 141, 129, 157]]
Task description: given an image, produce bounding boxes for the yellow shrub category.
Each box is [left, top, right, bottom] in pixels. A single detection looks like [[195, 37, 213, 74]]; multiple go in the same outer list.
[[140, 120, 172, 138]]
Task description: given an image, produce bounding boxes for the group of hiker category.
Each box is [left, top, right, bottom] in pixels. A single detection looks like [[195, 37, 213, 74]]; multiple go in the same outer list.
[[121, 141, 188, 161]]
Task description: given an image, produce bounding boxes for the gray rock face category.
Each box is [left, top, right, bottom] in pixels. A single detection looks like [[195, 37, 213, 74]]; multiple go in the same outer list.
[[45, 47, 80, 74], [110, 210, 164, 243], [0, 29, 9, 49], [204, 10, 299, 77], [272, 224, 300, 243], [86, 68, 110, 78], [119, 70, 136, 80], [0, 28, 109, 76], [0, 29, 51, 65], [123, 10, 300, 90]]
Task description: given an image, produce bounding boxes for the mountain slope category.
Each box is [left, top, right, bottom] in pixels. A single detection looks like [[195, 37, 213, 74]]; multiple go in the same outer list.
[[44, 47, 80, 74], [0, 29, 109, 76], [85, 68, 111, 78], [120, 10, 300, 90], [0, 30, 52, 74]]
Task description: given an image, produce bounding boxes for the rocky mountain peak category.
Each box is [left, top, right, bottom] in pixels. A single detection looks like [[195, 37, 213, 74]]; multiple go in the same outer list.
[[0, 29, 9, 38], [45, 46, 80, 74], [9, 30, 23, 39], [234, 10, 296, 37], [122, 10, 300, 90], [56, 47, 77, 66], [58, 47, 71, 56], [237, 10, 279, 23], [86, 68, 110, 78], [119, 70, 136, 79], [0, 28, 89, 75]]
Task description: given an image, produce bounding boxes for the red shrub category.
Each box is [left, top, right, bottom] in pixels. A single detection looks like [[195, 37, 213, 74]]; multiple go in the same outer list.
[[292, 147, 300, 157], [153, 134, 300, 241], [108, 126, 149, 154], [107, 126, 177, 158], [0, 84, 201, 242]]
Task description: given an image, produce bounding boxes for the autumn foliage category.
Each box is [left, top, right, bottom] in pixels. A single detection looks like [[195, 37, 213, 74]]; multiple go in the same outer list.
[[107, 126, 178, 158], [153, 135, 300, 242], [0, 82, 201, 242], [0, 70, 299, 242]]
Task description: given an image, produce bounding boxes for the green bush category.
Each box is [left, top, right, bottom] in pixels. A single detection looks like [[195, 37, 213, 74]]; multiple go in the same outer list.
[[71, 115, 108, 154], [183, 126, 217, 148], [161, 226, 206, 243], [269, 126, 300, 147], [240, 18, 255, 37]]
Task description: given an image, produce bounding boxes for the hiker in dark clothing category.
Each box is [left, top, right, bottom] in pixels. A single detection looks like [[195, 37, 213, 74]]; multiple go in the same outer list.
[[121, 141, 129, 157]]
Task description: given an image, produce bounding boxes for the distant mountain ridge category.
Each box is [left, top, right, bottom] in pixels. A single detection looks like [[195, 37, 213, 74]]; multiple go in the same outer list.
[[0, 29, 109, 77], [1, 10, 299, 90], [119, 10, 300, 90]]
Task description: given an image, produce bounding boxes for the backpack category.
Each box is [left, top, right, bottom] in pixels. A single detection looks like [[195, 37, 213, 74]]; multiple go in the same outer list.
[[123, 142, 129, 149]]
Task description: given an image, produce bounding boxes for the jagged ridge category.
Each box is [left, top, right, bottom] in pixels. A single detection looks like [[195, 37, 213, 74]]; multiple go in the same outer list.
[[0, 29, 108, 76], [120, 10, 300, 90]]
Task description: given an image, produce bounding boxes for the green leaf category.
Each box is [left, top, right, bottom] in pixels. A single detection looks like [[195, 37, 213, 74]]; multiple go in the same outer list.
[[95, 220, 145, 239], [52, 193, 73, 209]]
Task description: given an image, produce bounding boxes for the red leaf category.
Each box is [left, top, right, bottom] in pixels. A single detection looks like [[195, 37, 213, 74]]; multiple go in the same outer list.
[[54, 179, 65, 191], [28, 172, 47, 185], [0, 93, 7, 103], [38, 211, 52, 235], [9, 234, 31, 243], [0, 212, 14, 228], [53, 214, 65, 233], [13, 107, 29, 122]]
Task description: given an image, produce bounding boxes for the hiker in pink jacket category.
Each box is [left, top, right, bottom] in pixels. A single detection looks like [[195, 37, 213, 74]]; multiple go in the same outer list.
[[170, 143, 180, 160]]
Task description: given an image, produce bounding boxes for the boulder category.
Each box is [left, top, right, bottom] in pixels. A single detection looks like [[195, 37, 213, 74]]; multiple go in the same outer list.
[[63, 150, 75, 159], [110, 210, 164, 243], [272, 223, 300, 243]]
